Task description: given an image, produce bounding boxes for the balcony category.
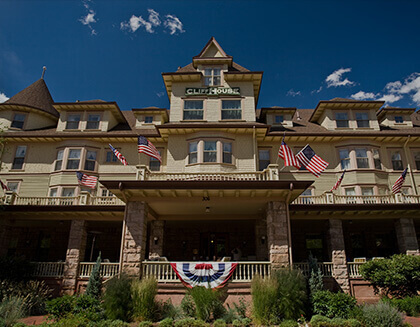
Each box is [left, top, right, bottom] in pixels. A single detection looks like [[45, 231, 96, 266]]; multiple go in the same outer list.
[[291, 193, 420, 205]]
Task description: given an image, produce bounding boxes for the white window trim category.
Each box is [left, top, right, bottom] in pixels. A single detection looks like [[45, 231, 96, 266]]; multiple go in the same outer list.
[[220, 98, 243, 121], [11, 145, 27, 171], [182, 98, 206, 121], [187, 138, 235, 166], [203, 66, 223, 87], [10, 112, 27, 129], [54, 147, 99, 172]]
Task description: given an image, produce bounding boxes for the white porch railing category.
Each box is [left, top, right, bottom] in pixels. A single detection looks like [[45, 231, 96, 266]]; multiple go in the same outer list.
[[89, 196, 125, 205], [293, 262, 333, 277], [78, 262, 120, 278], [147, 171, 270, 181], [32, 262, 65, 277], [291, 195, 328, 205], [142, 261, 178, 282], [291, 193, 420, 205], [15, 196, 79, 206], [347, 262, 363, 278]]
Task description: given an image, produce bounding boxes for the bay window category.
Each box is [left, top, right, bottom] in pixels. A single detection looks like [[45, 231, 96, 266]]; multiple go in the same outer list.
[[84, 151, 97, 171], [372, 148, 382, 170], [66, 149, 81, 169], [355, 148, 369, 168], [339, 149, 350, 170], [221, 100, 241, 120], [222, 143, 232, 164], [55, 150, 64, 171], [12, 146, 27, 170], [258, 149, 270, 171], [183, 100, 204, 120], [204, 141, 217, 162], [188, 139, 234, 165], [189, 142, 198, 164], [391, 151, 404, 170]]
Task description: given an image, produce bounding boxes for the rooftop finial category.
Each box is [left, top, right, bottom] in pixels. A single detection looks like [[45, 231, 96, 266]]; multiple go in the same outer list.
[[41, 66, 47, 79]]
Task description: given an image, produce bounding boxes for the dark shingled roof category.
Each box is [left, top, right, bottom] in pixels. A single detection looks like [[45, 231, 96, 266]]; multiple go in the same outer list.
[[3, 79, 58, 118]]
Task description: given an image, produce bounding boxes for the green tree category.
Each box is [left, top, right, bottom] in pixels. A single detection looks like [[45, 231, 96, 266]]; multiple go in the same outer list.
[[86, 252, 102, 299]]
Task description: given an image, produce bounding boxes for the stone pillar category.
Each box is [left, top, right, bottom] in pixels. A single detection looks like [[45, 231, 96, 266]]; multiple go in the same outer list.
[[61, 220, 87, 295], [395, 218, 419, 255], [255, 218, 268, 261], [149, 220, 164, 259], [327, 219, 350, 293], [121, 201, 148, 277], [266, 201, 290, 269]]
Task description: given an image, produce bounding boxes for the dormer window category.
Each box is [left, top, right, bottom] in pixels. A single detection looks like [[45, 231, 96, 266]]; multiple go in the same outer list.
[[335, 112, 349, 128], [66, 114, 81, 130], [86, 114, 100, 129], [204, 68, 221, 86], [11, 113, 26, 129], [395, 116, 404, 123], [275, 115, 284, 124], [144, 116, 153, 124], [356, 112, 369, 128]]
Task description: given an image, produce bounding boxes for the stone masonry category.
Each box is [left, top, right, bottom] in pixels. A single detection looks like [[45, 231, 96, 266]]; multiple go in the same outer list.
[[121, 201, 148, 277], [327, 219, 350, 293], [266, 201, 290, 268], [61, 220, 87, 295], [149, 220, 164, 259], [255, 218, 268, 261], [395, 218, 419, 255]]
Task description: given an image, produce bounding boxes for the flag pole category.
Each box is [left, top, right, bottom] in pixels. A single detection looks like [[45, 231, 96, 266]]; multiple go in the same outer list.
[[403, 135, 418, 195]]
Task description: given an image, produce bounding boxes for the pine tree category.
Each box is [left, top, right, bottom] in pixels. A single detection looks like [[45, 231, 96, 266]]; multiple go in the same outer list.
[[308, 253, 323, 295], [86, 252, 102, 299]]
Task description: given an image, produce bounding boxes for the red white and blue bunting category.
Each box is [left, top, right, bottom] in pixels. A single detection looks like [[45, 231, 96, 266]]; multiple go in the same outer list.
[[170, 262, 238, 288]]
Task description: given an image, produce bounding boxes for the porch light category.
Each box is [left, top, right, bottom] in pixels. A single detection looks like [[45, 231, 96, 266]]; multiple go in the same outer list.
[[205, 206, 210, 213], [154, 236, 159, 245], [261, 236, 266, 244]]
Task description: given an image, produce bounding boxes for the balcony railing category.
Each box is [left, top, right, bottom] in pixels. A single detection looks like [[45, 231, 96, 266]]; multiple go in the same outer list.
[[293, 262, 333, 277], [3, 193, 125, 206], [79, 262, 120, 278], [291, 193, 420, 205], [32, 262, 65, 277], [347, 262, 363, 278]]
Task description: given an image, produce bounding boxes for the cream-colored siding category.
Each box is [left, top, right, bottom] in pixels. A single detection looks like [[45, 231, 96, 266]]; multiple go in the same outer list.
[[380, 114, 414, 128], [0, 109, 56, 131], [320, 109, 380, 131]]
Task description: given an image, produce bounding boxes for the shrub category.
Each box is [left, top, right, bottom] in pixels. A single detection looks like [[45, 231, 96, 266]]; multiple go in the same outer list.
[[159, 317, 174, 327], [222, 307, 238, 324], [103, 274, 133, 321], [312, 290, 357, 319], [232, 318, 251, 327], [181, 294, 196, 317], [157, 299, 183, 320], [233, 297, 247, 318], [73, 294, 104, 321], [0, 296, 26, 327], [345, 319, 362, 327], [132, 277, 158, 321], [279, 319, 299, 327], [174, 318, 208, 327], [213, 318, 226, 327], [97, 320, 130, 327], [310, 314, 331, 327], [308, 254, 324, 296], [139, 321, 153, 327], [0, 256, 34, 281], [359, 254, 420, 298], [187, 287, 225, 322], [382, 296, 420, 317], [361, 302, 404, 327], [46, 294, 75, 319], [86, 253, 102, 300]]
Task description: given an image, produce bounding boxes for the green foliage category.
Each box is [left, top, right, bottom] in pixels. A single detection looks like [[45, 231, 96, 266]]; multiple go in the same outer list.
[[103, 274, 133, 322], [131, 277, 158, 321], [279, 319, 299, 327], [174, 318, 209, 327], [0, 296, 26, 327], [159, 317, 174, 327], [138, 321, 153, 327], [213, 318, 226, 327], [187, 287, 226, 322], [382, 296, 420, 317], [308, 254, 324, 296], [310, 315, 331, 327], [232, 297, 247, 318], [251, 269, 307, 325], [0, 256, 34, 281], [222, 307, 238, 324], [46, 294, 103, 321], [157, 299, 183, 321], [181, 294, 196, 317], [345, 319, 362, 327], [361, 302, 404, 327], [231, 318, 251, 327], [86, 253, 102, 300], [46, 295, 75, 319], [359, 254, 420, 298], [312, 290, 357, 319]]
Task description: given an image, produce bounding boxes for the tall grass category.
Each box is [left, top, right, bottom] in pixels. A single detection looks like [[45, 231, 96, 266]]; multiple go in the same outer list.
[[0, 296, 26, 327], [103, 274, 133, 321], [188, 287, 226, 322], [132, 277, 158, 321]]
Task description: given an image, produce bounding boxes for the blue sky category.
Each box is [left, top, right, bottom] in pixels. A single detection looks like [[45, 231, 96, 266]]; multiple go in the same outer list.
[[1, 0, 420, 111]]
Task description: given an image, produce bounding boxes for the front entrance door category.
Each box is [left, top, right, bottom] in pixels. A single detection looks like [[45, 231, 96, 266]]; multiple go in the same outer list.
[[200, 232, 229, 261]]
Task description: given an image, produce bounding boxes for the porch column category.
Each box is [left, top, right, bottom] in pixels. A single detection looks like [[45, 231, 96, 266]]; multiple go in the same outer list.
[[266, 201, 290, 268], [121, 201, 148, 277], [62, 220, 87, 295], [149, 220, 164, 259], [255, 218, 268, 261], [327, 219, 350, 293], [395, 218, 419, 255]]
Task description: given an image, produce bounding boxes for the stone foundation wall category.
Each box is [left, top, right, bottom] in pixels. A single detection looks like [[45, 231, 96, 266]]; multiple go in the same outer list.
[[266, 201, 290, 268]]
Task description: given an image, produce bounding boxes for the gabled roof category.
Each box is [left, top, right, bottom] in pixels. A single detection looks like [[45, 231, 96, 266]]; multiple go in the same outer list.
[[1, 78, 59, 118]]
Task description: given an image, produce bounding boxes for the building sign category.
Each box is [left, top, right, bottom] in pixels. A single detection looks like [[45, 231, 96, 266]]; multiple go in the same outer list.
[[185, 87, 240, 96]]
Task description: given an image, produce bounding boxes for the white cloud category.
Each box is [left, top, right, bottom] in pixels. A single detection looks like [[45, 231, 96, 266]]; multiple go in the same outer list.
[[164, 15, 184, 35], [148, 9, 161, 27], [121, 9, 164, 34], [384, 73, 420, 105], [79, 1, 97, 35], [377, 94, 403, 103], [311, 86, 323, 95], [350, 91, 378, 100], [156, 91, 165, 98], [0, 92, 9, 103], [326, 68, 355, 88], [286, 89, 301, 97]]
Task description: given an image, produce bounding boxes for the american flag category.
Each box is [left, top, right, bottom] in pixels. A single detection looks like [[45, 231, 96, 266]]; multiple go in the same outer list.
[[296, 145, 329, 177], [278, 138, 301, 169], [109, 144, 128, 166], [0, 179, 9, 191], [331, 170, 346, 191], [76, 171, 98, 189], [392, 168, 408, 194], [138, 136, 161, 162]]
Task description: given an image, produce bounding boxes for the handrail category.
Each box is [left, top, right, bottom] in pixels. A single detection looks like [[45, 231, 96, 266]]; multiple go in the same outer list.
[[32, 262, 65, 277], [293, 262, 333, 277], [147, 171, 270, 181], [78, 262, 120, 278]]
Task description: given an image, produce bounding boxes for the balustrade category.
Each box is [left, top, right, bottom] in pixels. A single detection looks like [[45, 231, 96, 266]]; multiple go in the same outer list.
[[293, 262, 333, 277], [32, 262, 65, 277], [78, 262, 120, 278]]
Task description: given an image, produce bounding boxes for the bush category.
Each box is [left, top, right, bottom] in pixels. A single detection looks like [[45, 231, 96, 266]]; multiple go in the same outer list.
[[181, 294, 196, 317], [383, 296, 420, 317], [222, 307, 238, 324], [310, 314, 331, 327], [159, 317, 174, 327], [132, 277, 158, 321], [174, 318, 208, 327], [312, 290, 357, 319], [46, 294, 75, 319], [359, 254, 420, 298], [86, 253, 102, 300], [232, 297, 247, 318], [213, 318, 226, 327], [308, 254, 324, 296], [157, 299, 183, 321], [279, 319, 299, 327], [0, 256, 34, 281], [103, 274, 133, 321], [0, 296, 26, 327], [361, 302, 404, 327], [138, 321, 153, 327], [251, 269, 307, 324], [187, 287, 225, 322], [46, 294, 103, 321], [232, 318, 251, 327]]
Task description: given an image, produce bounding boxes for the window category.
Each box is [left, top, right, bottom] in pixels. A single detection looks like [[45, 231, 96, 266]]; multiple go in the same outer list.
[[144, 116, 153, 124], [6, 182, 19, 193], [345, 187, 356, 203], [84, 151, 97, 171], [150, 149, 161, 171], [86, 114, 100, 129], [222, 143, 232, 164], [339, 149, 350, 170], [101, 189, 113, 197], [106, 151, 118, 163], [356, 112, 369, 128], [11, 113, 26, 129], [391, 151, 404, 170], [362, 187, 374, 203], [12, 146, 26, 169], [66, 114, 81, 130], [189, 142, 198, 164], [414, 152, 420, 170], [355, 148, 369, 168], [204, 68, 221, 86], [55, 150, 64, 171], [49, 188, 58, 197], [275, 115, 284, 124], [335, 112, 349, 128], [66, 149, 81, 169], [221, 100, 241, 120], [395, 116, 404, 123], [62, 188, 75, 197], [301, 189, 313, 204], [258, 149, 270, 171], [183, 100, 204, 120], [305, 234, 324, 261], [204, 141, 217, 162], [372, 148, 382, 170]]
